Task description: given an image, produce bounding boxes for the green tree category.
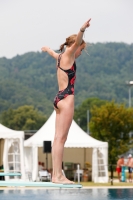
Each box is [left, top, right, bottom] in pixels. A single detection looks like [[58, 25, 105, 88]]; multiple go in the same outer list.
[[1, 42, 133, 117], [89, 101, 133, 164], [74, 97, 107, 131], [1, 105, 47, 130]]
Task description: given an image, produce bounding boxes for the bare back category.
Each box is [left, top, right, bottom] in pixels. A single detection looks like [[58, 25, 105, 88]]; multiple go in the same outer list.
[[117, 158, 124, 167], [57, 49, 75, 91]]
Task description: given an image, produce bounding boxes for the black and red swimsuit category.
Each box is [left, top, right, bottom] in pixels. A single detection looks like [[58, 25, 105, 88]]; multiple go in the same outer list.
[[53, 54, 76, 109]]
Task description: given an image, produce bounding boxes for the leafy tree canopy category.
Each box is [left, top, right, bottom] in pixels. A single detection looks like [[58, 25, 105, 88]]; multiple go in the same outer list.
[[74, 97, 107, 131], [89, 101, 133, 164], [1, 105, 47, 130], [0, 42, 133, 117]]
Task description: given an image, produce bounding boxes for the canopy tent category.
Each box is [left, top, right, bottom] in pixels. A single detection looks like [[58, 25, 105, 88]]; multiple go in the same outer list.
[[24, 111, 108, 182], [0, 124, 25, 180]]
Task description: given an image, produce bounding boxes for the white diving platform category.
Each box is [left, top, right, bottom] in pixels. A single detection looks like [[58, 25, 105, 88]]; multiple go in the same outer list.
[[0, 181, 82, 188], [0, 173, 21, 176]]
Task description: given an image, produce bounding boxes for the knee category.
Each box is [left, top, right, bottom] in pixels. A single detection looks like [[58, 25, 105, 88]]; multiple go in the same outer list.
[[54, 135, 67, 144]]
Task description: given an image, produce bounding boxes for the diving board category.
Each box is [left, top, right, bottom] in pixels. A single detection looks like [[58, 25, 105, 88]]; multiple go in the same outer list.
[[0, 173, 21, 176], [0, 181, 82, 188]]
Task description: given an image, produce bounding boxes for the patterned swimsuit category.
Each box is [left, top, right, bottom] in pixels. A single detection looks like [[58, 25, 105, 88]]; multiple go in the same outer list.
[[53, 54, 76, 109]]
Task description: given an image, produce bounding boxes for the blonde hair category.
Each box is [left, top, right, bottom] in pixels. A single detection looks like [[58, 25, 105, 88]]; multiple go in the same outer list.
[[59, 34, 86, 52]]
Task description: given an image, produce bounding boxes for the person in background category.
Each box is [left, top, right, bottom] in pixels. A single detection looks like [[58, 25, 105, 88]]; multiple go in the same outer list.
[[41, 162, 45, 170], [116, 156, 124, 181], [38, 162, 42, 171], [126, 154, 133, 182]]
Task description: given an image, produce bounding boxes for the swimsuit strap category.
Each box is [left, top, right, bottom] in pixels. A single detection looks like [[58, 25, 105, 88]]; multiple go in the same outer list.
[[57, 54, 62, 68], [57, 53, 68, 72], [57, 53, 75, 72]]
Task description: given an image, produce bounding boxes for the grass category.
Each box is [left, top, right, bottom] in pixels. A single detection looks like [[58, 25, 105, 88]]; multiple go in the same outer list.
[[77, 171, 133, 187], [80, 182, 133, 187]]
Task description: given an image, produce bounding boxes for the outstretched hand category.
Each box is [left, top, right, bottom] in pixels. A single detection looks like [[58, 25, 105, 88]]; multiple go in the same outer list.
[[81, 18, 91, 30], [41, 46, 48, 52]]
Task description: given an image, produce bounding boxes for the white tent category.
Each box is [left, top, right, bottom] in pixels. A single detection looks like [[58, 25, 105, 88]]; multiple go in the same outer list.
[[0, 124, 25, 180], [24, 111, 108, 182]]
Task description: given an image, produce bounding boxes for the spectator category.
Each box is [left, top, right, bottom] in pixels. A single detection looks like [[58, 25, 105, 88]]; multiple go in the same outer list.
[[38, 162, 45, 171], [116, 156, 124, 181], [38, 162, 42, 171], [127, 154, 133, 182], [41, 162, 45, 170]]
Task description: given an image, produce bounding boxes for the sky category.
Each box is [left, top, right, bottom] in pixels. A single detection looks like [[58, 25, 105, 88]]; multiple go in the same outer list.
[[0, 0, 133, 58]]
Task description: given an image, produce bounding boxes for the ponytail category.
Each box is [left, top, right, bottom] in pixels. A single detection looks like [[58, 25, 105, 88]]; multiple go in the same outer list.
[[59, 34, 86, 51], [59, 43, 66, 52]]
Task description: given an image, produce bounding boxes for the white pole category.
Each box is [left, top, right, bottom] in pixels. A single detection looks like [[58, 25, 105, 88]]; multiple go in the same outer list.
[[126, 81, 133, 107], [77, 164, 80, 184]]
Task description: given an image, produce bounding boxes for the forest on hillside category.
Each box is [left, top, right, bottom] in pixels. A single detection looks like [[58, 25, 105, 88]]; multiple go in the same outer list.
[[0, 42, 133, 117]]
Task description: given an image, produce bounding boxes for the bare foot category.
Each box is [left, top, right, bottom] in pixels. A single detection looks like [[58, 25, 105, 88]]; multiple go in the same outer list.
[[52, 175, 75, 184]]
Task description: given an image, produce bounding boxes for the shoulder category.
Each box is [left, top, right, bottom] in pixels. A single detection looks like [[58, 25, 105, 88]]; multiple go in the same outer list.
[[66, 43, 79, 55], [63, 48, 75, 61]]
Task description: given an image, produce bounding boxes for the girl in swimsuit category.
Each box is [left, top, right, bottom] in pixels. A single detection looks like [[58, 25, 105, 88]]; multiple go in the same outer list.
[[41, 19, 91, 184]]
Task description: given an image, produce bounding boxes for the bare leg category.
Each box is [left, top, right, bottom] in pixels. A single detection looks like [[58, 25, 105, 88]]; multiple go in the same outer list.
[[129, 173, 130, 182], [118, 173, 120, 181], [52, 95, 75, 184], [129, 173, 132, 182]]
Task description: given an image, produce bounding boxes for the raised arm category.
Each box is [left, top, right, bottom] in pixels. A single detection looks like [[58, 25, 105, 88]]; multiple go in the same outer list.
[[69, 19, 91, 54], [41, 46, 58, 59]]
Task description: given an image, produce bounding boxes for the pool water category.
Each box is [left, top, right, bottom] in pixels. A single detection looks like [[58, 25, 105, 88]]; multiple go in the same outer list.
[[0, 188, 133, 200]]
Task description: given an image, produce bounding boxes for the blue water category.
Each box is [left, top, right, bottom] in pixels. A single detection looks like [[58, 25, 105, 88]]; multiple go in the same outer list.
[[0, 188, 133, 200]]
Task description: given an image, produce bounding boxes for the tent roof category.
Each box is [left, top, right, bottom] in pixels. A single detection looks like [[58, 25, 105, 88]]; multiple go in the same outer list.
[[24, 111, 108, 148], [0, 124, 24, 139]]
